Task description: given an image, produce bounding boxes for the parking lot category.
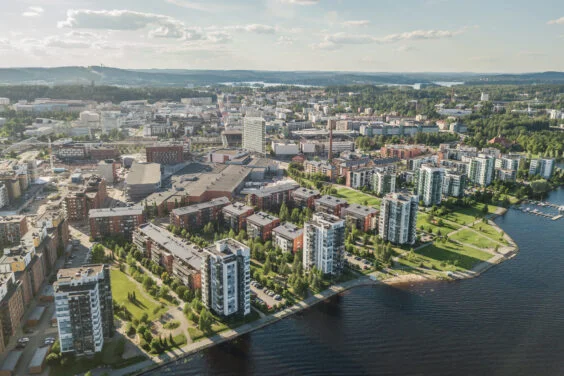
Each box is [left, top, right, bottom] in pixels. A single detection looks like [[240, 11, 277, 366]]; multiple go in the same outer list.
[[250, 281, 286, 309], [344, 253, 374, 271]]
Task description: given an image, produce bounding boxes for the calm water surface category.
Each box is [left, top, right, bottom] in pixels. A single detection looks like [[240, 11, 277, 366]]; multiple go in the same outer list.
[[153, 188, 564, 376]]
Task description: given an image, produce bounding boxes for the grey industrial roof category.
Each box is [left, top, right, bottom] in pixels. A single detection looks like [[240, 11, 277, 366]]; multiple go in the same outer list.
[[126, 162, 161, 185], [29, 346, 50, 368], [172, 197, 230, 216], [0, 351, 23, 372], [247, 212, 279, 227], [272, 222, 303, 239], [137, 223, 202, 269], [89, 206, 144, 218], [292, 187, 320, 199]]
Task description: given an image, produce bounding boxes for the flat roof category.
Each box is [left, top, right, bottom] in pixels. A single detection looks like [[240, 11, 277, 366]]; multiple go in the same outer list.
[[316, 195, 348, 207], [29, 346, 50, 368], [344, 204, 378, 217], [293, 187, 320, 199], [89, 206, 144, 218], [126, 162, 161, 185], [172, 197, 230, 216], [223, 202, 254, 216], [205, 238, 248, 258], [55, 264, 105, 283], [272, 222, 303, 239], [28, 305, 46, 321], [137, 223, 202, 269], [0, 351, 23, 371], [247, 212, 279, 226]]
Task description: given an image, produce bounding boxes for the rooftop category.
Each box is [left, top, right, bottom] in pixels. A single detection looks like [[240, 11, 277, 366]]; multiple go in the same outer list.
[[89, 206, 144, 218], [223, 202, 254, 216], [172, 197, 230, 216], [0, 215, 26, 224], [292, 187, 320, 199], [56, 264, 105, 283], [206, 238, 248, 258], [0, 351, 23, 372], [247, 212, 279, 226], [137, 223, 202, 269], [310, 212, 344, 225], [316, 195, 348, 207], [126, 162, 161, 185], [29, 346, 50, 368], [343, 204, 378, 217], [272, 222, 303, 239]]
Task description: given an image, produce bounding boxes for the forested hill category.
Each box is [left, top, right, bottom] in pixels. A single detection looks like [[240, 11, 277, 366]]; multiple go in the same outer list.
[[0, 66, 563, 87]]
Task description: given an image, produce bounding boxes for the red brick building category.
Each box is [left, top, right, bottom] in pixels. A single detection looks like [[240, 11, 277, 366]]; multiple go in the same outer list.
[[170, 197, 230, 232], [146, 144, 184, 165], [380, 145, 426, 160], [64, 175, 107, 221], [291, 187, 321, 209], [222, 203, 255, 232], [314, 195, 348, 217], [342, 204, 379, 232], [272, 222, 304, 253], [89, 206, 146, 240], [0, 216, 28, 247], [246, 212, 280, 241], [245, 182, 299, 211]]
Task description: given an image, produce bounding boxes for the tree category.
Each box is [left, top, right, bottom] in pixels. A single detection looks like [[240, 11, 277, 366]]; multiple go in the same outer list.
[[263, 258, 272, 275], [90, 244, 105, 263], [279, 202, 289, 221], [482, 204, 489, 215], [199, 308, 213, 333]]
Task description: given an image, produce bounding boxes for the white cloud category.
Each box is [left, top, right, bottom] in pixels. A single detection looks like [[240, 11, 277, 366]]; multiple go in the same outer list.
[[57, 9, 180, 31], [228, 24, 277, 34], [164, 0, 218, 12], [22, 6, 44, 17], [518, 51, 547, 57], [276, 36, 295, 45], [280, 0, 320, 5], [342, 20, 370, 27], [547, 17, 564, 25], [313, 28, 465, 50], [395, 45, 416, 52]]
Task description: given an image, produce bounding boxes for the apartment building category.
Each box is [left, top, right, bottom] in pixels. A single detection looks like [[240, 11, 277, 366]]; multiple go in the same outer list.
[[242, 117, 266, 154], [222, 203, 255, 232], [314, 195, 348, 217], [244, 182, 299, 211], [54, 265, 114, 355], [0, 272, 24, 349], [201, 239, 251, 317], [272, 222, 304, 253], [246, 212, 280, 242], [529, 158, 555, 179], [442, 171, 467, 198], [0, 183, 8, 209], [89, 206, 145, 240], [304, 160, 336, 180], [303, 213, 345, 276], [415, 165, 445, 207], [63, 175, 107, 221], [0, 245, 45, 307], [379, 193, 418, 245], [373, 170, 397, 196], [0, 216, 28, 247], [133, 223, 203, 289], [170, 197, 230, 232], [468, 156, 495, 187], [291, 187, 320, 209], [146, 144, 184, 165], [342, 204, 378, 232]]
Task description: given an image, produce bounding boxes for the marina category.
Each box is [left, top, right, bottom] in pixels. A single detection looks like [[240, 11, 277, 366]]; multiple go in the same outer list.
[[515, 200, 564, 220]]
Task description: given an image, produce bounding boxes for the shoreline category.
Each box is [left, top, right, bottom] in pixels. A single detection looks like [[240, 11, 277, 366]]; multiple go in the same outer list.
[[118, 209, 521, 376]]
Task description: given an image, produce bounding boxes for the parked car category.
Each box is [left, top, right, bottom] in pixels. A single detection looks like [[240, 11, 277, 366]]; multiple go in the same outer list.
[[274, 295, 282, 301], [355, 256, 361, 261]]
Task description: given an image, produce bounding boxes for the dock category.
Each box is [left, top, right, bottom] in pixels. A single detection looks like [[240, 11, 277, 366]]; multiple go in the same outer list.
[[516, 207, 563, 220]]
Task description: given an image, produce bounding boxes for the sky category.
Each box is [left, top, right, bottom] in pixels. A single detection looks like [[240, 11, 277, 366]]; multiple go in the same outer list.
[[0, 0, 563, 72]]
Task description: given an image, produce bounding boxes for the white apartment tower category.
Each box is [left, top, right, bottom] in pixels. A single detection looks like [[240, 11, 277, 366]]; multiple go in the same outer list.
[[373, 171, 396, 196], [379, 193, 418, 245], [243, 116, 266, 154], [529, 158, 555, 179], [468, 156, 495, 187], [303, 213, 346, 276], [54, 265, 114, 355], [415, 165, 445, 206], [202, 239, 251, 317]]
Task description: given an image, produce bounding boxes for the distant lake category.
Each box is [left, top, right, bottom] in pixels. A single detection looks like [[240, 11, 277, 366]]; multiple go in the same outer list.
[[153, 187, 564, 376]]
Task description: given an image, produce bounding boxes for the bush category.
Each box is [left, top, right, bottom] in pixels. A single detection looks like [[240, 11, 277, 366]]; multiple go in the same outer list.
[[46, 352, 60, 365]]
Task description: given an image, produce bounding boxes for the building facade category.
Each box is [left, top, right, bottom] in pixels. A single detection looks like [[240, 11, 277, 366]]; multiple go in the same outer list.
[[54, 265, 114, 355], [314, 195, 348, 217], [170, 197, 230, 232], [222, 203, 255, 232], [373, 170, 397, 196], [415, 165, 445, 207], [468, 156, 495, 187], [303, 213, 345, 276], [272, 222, 304, 253], [201, 239, 251, 317], [0, 216, 28, 247], [342, 204, 378, 232], [242, 117, 266, 154], [89, 206, 145, 240], [246, 212, 280, 242], [146, 144, 184, 165], [379, 193, 418, 245], [442, 171, 467, 198], [529, 158, 555, 179]]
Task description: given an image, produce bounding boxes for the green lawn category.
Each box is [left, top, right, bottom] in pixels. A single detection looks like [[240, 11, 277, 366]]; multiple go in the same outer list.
[[470, 222, 508, 245], [416, 212, 461, 235], [334, 187, 381, 208], [395, 241, 492, 272], [450, 229, 499, 249], [110, 269, 164, 321], [443, 203, 501, 226]]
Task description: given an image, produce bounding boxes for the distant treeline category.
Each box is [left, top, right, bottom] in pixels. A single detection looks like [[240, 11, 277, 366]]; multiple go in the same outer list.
[[0, 85, 217, 104]]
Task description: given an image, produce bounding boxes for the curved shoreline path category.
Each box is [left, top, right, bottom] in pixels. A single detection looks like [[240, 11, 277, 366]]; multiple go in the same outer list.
[[100, 209, 522, 376]]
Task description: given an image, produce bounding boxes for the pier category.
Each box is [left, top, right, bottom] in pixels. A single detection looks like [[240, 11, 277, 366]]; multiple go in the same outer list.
[[515, 206, 563, 221]]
